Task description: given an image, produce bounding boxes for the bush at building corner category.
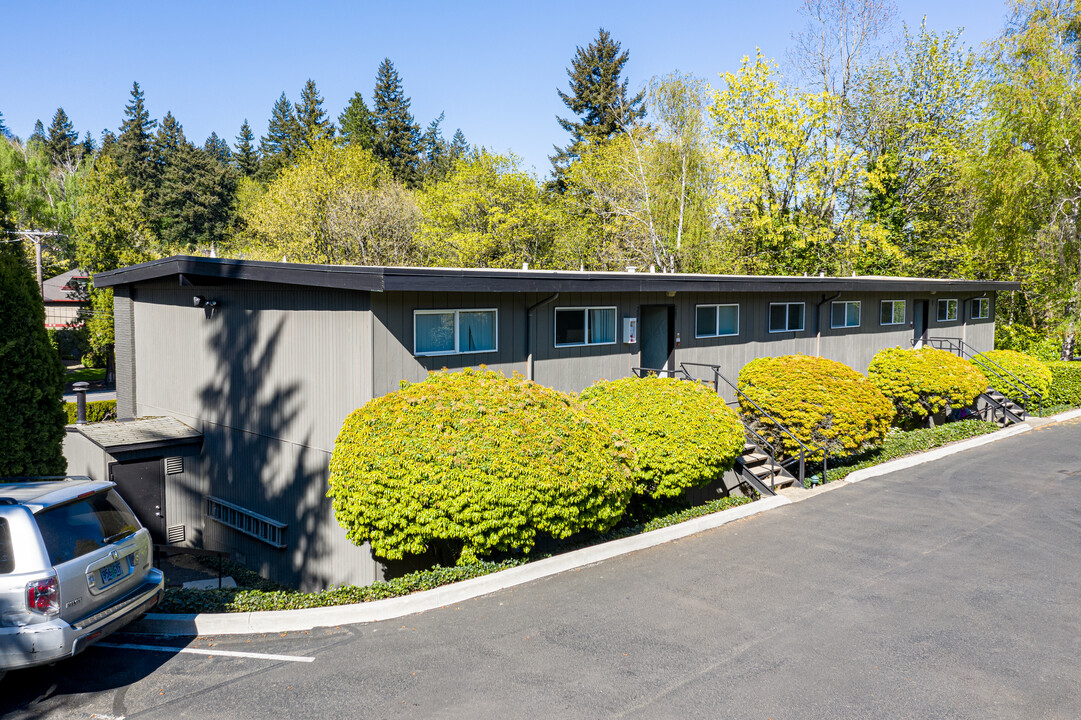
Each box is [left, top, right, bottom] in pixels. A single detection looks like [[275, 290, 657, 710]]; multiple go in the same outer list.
[[328, 368, 635, 565], [975, 349, 1053, 401], [868, 347, 987, 426], [64, 400, 117, 425], [737, 355, 894, 461], [580, 376, 745, 500], [1045, 361, 1081, 406]]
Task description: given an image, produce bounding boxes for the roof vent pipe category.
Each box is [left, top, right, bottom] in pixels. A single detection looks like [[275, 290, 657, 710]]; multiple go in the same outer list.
[[73, 382, 89, 425]]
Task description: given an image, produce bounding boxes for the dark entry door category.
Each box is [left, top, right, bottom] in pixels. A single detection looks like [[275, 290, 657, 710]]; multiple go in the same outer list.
[[913, 300, 928, 347], [109, 459, 166, 544], [641, 306, 674, 375]]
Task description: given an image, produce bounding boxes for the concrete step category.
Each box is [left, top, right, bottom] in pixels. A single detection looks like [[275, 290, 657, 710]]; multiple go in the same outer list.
[[738, 452, 771, 467]]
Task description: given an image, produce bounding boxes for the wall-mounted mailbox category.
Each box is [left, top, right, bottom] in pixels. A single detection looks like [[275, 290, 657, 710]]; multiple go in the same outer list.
[[623, 316, 637, 344]]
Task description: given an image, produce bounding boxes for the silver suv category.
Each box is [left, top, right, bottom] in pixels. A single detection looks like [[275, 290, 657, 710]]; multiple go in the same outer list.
[[0, 476, 163, 680]]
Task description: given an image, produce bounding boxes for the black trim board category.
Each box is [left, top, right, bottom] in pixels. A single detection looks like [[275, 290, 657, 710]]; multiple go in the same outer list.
[[93, 255, 1021, 295]]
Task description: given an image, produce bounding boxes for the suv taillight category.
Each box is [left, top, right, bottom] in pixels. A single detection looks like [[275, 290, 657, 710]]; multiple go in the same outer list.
[[27, 577, 59, 615]]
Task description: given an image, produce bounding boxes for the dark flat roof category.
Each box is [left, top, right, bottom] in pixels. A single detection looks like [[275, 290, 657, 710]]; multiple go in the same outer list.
[[93, 255, 1021, 294]]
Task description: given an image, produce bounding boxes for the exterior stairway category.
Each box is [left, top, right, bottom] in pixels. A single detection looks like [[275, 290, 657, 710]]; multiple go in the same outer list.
[[978, 387, 1027, 427], [733, 442, 798, 496]]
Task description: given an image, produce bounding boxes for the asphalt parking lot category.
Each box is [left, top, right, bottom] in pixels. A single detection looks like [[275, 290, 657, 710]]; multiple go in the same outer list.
[[4, 418, 1081, 719]]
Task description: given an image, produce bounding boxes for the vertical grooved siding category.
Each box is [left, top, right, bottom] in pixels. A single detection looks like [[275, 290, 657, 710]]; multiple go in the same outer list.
[[113, 287, 137, 419]]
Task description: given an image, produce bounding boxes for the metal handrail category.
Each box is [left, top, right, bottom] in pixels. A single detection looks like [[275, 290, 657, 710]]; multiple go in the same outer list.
[[632, 366, 691, 380], [680, 362, 827, 486], [927, 337, 1043, 416]]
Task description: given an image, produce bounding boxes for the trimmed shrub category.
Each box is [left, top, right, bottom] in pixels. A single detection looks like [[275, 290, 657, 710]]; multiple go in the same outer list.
[[328, 368, 635, 565], [64, 400, 117, 425], [975, 349, 1052, 402], [579, 376, 745, 500], [0, 245, 67, 476], [737, 355, 894, 461], [1046, 361, 1081, 406], [868, 347, 987, 425]]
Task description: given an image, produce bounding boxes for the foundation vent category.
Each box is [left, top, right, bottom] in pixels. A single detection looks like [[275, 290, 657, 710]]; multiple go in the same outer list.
[[165, 457, 184, 475], [166, 524, 186, 544], [206, 496, 287, 549]]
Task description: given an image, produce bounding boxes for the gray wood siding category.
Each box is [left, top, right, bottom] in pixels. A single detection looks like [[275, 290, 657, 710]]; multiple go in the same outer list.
[[113, 288, 137, 419], [128, 279, 379, 588], [373, 289, 1000, 397]]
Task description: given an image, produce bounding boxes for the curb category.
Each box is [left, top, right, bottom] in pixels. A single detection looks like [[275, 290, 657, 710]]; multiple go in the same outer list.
[[130, 494, 791, 636], [844, 422, 1032, 484]]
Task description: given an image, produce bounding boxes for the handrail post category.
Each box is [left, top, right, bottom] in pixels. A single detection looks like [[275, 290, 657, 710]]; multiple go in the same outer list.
[[798, 449, 805, 486]]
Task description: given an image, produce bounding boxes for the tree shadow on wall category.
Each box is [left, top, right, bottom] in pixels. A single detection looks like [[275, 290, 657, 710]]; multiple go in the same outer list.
[[194, 303, 334, 589]]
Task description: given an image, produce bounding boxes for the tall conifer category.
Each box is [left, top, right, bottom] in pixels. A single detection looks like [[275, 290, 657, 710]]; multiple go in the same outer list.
[[204, 132, 232, 163], [338, 92, 375, 148], [234, 120, 260, 177], [46, 108, 79, 165], [296, 79, 333, 147], [372, 58, 421, 185], [29, 120, 46, 145], [116, 81, 158, 192], [551, 28, 646, 176], [259, 92, 300, 180]]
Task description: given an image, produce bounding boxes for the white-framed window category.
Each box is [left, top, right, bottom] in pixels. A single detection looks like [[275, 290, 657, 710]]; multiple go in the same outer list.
[[972, 297, 990, 319], [830, 300, 861, 329], [555, 307, 617, 347], [937, 298, 958, 322], [414, 309, 497, 356], [880, 299, 906, 325], [769, 302, 805, 333], [695, 304, 739, 338]]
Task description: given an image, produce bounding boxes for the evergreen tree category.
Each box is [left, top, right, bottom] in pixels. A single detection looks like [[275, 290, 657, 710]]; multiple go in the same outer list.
[[0, 173, 66, 476], [551, 28, 646, 177], [81, 131, 96, 157], [99, 129, 117, 157], [156, 144, 237, 250], [0, 110, 6, 138], [259, 92, 300, 181], [338, 91, 375, 148], [204, 131, 232, 163], [29, 120, 46, 145], [154, 111, 188, 161], [46, 107, 80, 165], [234, 120, 260, 177], [116, 81, 158, 192], [450, 128, 469, 159], [420, 112, 452, 182], [296, 78, 333, 147], [372, 58, 421, 185]]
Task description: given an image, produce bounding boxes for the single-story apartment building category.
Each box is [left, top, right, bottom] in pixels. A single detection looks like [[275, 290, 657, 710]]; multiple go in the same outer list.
[[62, 255, 1017, 589]]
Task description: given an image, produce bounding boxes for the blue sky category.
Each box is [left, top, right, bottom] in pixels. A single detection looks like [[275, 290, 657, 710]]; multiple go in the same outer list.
[[4, 1, 1010, 177]]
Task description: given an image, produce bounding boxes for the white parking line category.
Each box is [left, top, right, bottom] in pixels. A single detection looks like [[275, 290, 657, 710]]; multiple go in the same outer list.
[[95, 642, 315, 663]]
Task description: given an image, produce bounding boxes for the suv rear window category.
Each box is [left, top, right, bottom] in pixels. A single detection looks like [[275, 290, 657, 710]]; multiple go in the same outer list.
[[34, 490, 141, 565], [0, 518, 12, 574]]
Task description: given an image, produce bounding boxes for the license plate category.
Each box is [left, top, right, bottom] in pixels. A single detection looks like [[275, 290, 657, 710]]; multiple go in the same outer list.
[[99, 561, 123, 585]]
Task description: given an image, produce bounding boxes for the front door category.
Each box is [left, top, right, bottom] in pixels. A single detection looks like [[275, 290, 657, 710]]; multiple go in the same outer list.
[[913, 300, 929, 348], [109, 459, 166, 544], [641, 305, 675, 375]]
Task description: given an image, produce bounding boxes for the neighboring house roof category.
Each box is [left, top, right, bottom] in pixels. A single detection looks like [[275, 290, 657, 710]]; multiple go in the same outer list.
[[74, 416, 203, 454], [94, 255, 1022, 294], [42, 268, 90, 304]]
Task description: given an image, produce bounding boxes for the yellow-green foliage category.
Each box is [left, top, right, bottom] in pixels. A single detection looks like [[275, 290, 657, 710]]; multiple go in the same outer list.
[[579, 377, 745, 500], [868, 347, 987, 422], [736, 355, 894, 461], [1046, 361, 1081, 406], [975, 349, 1052, 401], [328, 368, 634, 565]]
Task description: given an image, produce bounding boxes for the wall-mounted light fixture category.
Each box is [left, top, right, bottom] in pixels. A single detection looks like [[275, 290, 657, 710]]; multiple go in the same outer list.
[[193, 295, 218, 309]]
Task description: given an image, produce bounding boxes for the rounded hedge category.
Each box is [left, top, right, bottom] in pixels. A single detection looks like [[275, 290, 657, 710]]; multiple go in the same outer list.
[[976, 349, 1052, 402], [1046, 361, 1081, 406], [328, 368, 635, 565], [736, 355, 894, 461], [868, 347, 987, 423], [579, 376, 746, 500]]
